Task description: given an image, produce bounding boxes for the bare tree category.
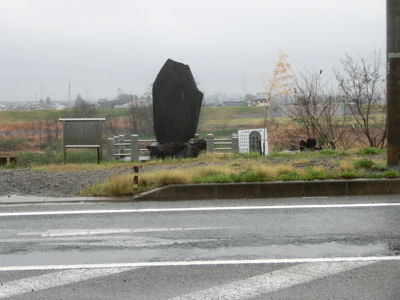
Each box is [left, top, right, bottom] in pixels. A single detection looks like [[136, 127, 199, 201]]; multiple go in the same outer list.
[[291, 71, 354, 149], [126, 105, 153, 135], [335, 52, 386, 147], [260, 50, 295, 154]]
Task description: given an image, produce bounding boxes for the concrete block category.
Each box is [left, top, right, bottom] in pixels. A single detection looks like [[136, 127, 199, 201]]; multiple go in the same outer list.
[[106, 138, 114, 161], [215, 183, 260, 199], [206, 134, 214, 152], [259, 182, 301, 198]]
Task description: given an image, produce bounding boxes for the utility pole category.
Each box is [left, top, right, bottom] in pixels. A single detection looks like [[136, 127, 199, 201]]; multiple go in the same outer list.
[[387, 0, 400, 172]]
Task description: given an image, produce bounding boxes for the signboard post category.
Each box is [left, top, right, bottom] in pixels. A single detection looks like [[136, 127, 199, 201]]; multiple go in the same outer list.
[[59, 118, 105, 164]]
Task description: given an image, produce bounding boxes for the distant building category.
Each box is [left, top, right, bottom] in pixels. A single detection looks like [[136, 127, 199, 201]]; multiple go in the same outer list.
[[130, 98, 152, 107], [97, 99, 113, 109], [98, 93, 152, 109], [247, 98, 266, 106]]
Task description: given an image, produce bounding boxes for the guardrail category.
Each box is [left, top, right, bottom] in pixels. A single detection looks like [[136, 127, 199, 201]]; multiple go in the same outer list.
[[107, 133, 239, 161]]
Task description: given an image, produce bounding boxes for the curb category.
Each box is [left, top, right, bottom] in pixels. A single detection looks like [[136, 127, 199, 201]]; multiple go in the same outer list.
[[133, 179, 400, 201], [2, 179, 399, 204]]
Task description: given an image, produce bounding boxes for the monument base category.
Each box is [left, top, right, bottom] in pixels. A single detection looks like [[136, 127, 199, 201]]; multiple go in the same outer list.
[[147, 140, 206, 159]]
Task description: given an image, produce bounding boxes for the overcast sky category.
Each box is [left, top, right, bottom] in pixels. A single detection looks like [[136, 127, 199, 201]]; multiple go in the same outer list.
[[0, 0, 385, 102]]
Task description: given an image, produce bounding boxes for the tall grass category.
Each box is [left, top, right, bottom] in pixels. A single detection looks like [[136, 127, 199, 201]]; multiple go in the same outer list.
[[0, 138, 28, 151], [16, 148, 105, 165]]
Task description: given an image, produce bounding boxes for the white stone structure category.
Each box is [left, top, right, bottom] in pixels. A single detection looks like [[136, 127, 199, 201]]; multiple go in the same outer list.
[[238, 128, 268, 155]]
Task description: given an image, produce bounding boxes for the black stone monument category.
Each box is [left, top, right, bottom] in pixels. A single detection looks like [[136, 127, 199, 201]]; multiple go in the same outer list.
[[152, 59, 203, 144], [150, 59, 204, 158]]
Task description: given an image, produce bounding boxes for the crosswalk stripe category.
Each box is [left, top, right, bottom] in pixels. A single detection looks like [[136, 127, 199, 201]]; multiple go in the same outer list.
[[0, 267, 133, 299], [169, 261, 374, 300]]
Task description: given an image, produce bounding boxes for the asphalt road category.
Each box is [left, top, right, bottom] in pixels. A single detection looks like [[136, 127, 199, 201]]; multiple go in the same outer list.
[[0, 195, 399, 299]]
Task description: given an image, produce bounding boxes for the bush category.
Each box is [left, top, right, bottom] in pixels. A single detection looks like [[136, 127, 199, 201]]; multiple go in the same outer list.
[[353, 158, 375, 169], [358, 147, 385, 155], [383, 170, 399, 178]]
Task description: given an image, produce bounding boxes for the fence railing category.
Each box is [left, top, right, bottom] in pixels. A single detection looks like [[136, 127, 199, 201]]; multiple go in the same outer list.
[[206, 134, 239, 154], [107, 133, 239, 161]]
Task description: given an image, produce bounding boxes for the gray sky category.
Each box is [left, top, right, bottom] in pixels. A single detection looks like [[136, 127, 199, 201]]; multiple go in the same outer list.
[[0, 0, 385, 102]]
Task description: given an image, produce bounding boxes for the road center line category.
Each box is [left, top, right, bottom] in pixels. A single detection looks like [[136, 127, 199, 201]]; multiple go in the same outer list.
[[1, 202, 400, 217], [169, 261, 374, 300], [0, 256, 399, 272], [0, 267, 133, 299]]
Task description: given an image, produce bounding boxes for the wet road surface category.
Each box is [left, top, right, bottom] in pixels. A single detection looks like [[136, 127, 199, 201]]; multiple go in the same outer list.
[[0, 195, 399, 299]]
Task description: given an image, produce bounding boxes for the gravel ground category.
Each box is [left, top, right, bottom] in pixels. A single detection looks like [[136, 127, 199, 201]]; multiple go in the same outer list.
[[0, 168, 134, 197]]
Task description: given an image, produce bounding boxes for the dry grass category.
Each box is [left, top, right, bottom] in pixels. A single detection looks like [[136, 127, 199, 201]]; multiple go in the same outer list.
[[339, 159, 355, 171], [292, 158, 310, 166], [75, 149, 391, 197], [139, 169, 191, 188], [248, 163, 295, 179], [82, 174, 138, 196]]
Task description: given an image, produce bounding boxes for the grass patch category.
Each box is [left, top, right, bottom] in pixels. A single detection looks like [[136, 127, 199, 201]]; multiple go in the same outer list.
[[233, 152, 261, 159], [73, 146, 394, 197], [383, 170, 399, 178], [0, 161, 20, 170], [319, 149, 349, 156], [358, 147, 385, 155], [279, 171, 301, 181], [353, 158, 375, 169], [300, 167, 330, 180], [342, 170, 358, 179], [365, 174, 383, 179], [16, 149, 108, 166]]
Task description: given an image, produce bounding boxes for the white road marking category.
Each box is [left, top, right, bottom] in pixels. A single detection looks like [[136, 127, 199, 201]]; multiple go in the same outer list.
[[0, 255, 398, 272], [1, 202, 400, 217], [169, 261, 374, 300], [1, 236, 218, 248], [0, 267, 133, 299], [17, 227, 226, 237]]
